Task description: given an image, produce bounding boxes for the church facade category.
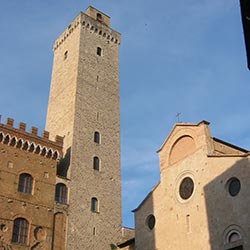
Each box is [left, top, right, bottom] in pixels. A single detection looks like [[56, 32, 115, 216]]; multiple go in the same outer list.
[[133, 121, 249, 250]]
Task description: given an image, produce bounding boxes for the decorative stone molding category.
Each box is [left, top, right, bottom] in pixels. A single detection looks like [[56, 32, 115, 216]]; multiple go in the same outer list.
[[0, 117, 63, 160]]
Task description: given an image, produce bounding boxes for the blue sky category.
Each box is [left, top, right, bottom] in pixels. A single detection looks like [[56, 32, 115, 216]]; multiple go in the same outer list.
[[0, 0, 250, 228]]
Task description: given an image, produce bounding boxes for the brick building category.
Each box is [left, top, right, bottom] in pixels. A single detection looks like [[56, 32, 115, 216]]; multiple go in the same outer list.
[[0, 118, 63, 250]]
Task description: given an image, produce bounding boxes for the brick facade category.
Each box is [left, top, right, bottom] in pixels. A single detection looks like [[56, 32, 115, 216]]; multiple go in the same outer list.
[[0, 118, 63, 250]]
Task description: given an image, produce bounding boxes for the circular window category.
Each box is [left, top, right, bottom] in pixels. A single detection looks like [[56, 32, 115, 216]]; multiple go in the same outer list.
[[146, 215, 155, 230], [228, 177, 241, 197], [179, 177, 194, 200]]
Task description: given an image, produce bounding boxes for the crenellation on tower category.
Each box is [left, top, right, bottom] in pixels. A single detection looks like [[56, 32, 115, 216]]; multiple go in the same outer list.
[[53, 9, 120, 51], [0, 117, 63, 159]]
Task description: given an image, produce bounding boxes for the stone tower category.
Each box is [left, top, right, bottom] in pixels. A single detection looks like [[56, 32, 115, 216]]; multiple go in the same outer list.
[[45, 6, 121, 250]]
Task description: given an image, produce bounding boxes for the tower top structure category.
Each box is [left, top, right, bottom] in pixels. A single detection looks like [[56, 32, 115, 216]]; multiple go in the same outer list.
[[53, 6, 120, 52]]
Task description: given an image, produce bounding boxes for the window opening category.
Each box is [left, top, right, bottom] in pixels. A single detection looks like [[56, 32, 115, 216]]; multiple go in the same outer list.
[[96, 13, 102, 22], [18, 174, 33, 194], [91, 197, 98, 212], [55, 183, 67, 204], [146, 214, 155, 230], [12, 218, 29, 244], [93, 156, 100, 170], [186, 214, 191, 233], [94, 131, 100, 144], [179, 177, 194, 200], [227, 177, 241, 197], [97, 47, 102, 56], [64, 51, 68, 60]]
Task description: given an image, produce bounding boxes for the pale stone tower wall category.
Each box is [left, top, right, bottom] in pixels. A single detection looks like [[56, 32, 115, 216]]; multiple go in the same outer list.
[[46, 6, 121, 250]]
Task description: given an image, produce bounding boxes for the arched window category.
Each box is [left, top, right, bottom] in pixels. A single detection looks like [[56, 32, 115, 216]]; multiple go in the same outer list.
[[96, 13, 102, 22], [94, 131, 100, 144], [226, 230, 242, 244], [18, 173, 33, 194], [91, 197, 98, 212], [93, 156, 100, 170], [55, 183, 67, 204], [97, 47, 102, 56], [12, 218, 29, 244]]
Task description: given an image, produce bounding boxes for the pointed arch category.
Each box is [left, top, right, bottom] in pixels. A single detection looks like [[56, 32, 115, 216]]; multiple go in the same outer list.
[[3, 134, 10, 145], [34, 145, 41, 154], [41, 147, 47, 156], [22, 141, 29, 151], [46, 149, 53, 158], [52, 151, 59, 160], [16, 139, 23, 149], [9, 137, 17, 147], [29, 143, 35, 152]]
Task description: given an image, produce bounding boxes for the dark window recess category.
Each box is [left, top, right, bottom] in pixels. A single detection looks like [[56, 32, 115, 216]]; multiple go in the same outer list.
[[55, 183, 67, 204], [97, 47, 102, 56], [12, 218, 29, 244], [96, 13, 102, 22], [94, 131, 100, 144], [91, 197, 98, 212], [228, 177, 241, 197], [179, 177, 194, 200], [64, 51, 68, 60], [18, 174, 33, 194], [93, 156, 100, 170], [228, 246, 243, 250], [146, 215, 155, 230]]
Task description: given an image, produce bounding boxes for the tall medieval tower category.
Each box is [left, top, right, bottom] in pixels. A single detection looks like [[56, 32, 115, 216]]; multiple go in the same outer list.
[[45, 6, 121, 249]]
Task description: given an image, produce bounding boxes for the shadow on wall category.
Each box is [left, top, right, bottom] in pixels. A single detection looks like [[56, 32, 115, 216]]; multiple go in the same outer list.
[[133, 186, 156, 250], [204, 158, 250, 250], [57, 147, 71, 177]]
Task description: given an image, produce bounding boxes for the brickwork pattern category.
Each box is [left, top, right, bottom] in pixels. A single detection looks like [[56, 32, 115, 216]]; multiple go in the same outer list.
[[0, 119, 62, 250]]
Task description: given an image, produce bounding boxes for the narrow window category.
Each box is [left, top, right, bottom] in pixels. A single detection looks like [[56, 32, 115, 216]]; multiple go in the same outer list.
[[64, 51, 68, 60], [18, 174, 33, 194], [186, 214, 191, 233], [94, 131, 100, 144], [91, 197, 98, 212], [12, 218, 29, 244], [93, 156, 100, 170], [97, 47, 102, 56], [55, 183, 67, 204], [96, 13, 102, 22]]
